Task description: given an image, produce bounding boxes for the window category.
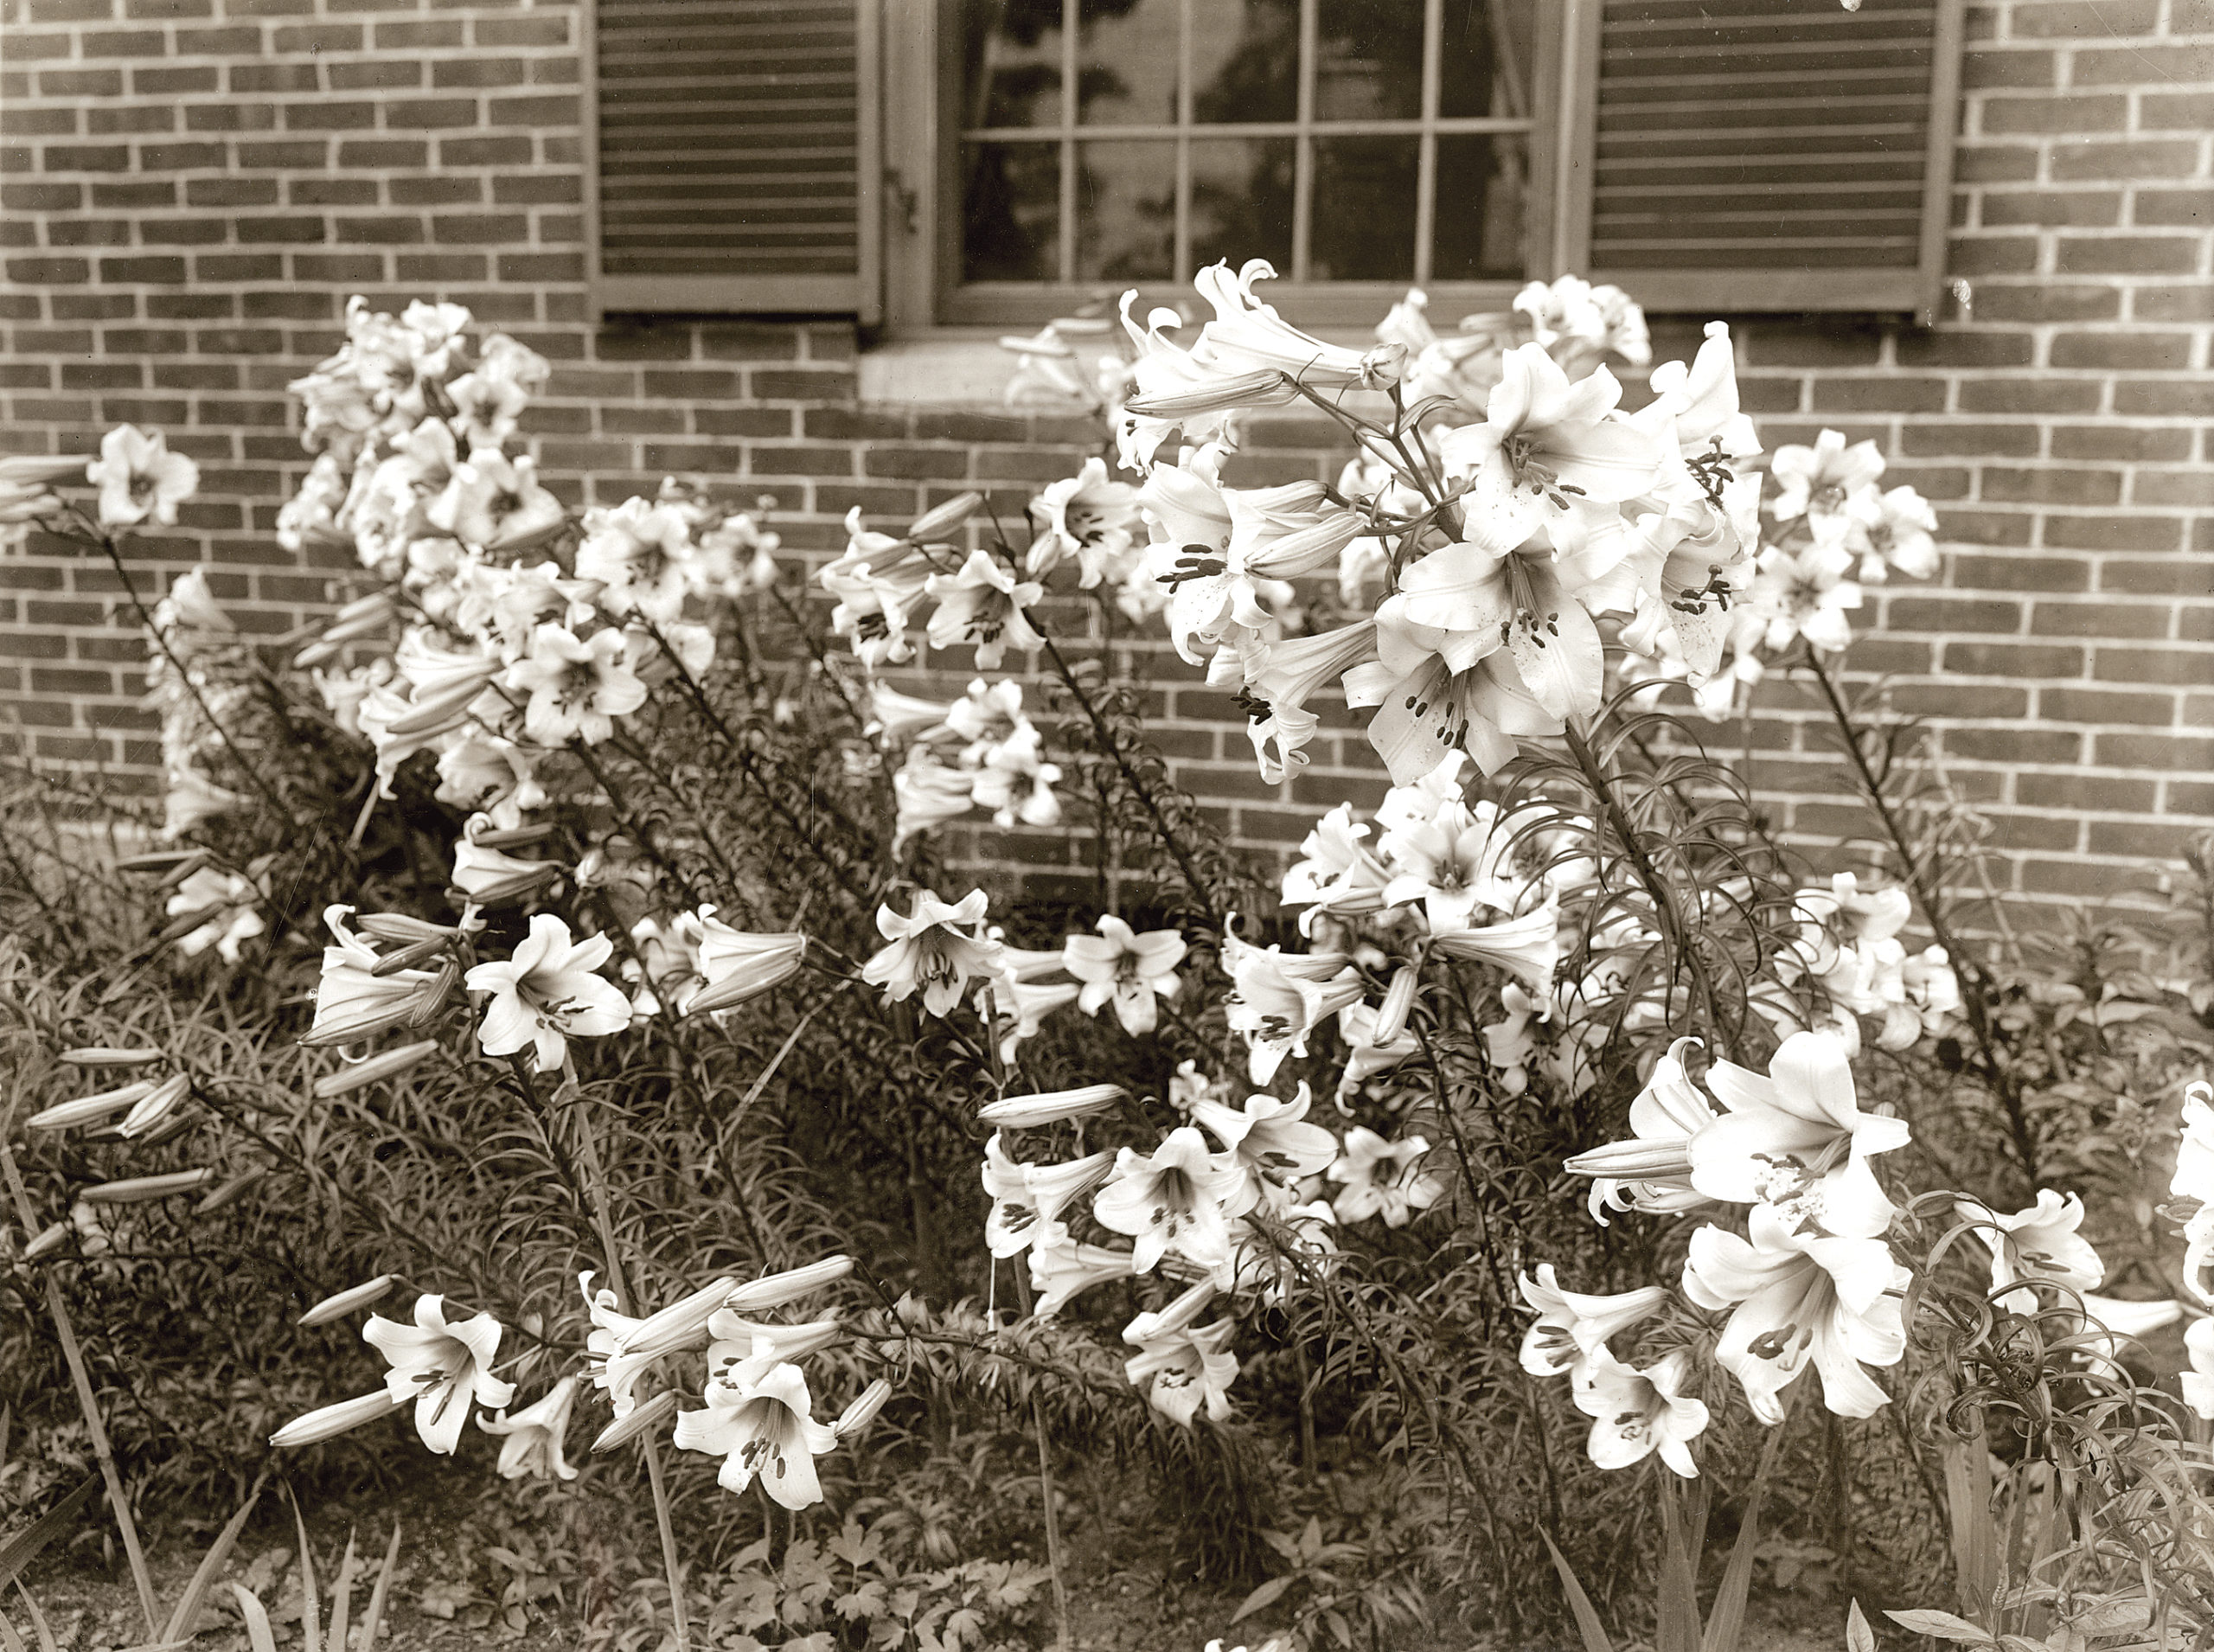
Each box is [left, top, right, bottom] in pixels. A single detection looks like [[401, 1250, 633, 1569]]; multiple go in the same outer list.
[[941, 0, 1545, 326], [588, 0, 1964, 330]]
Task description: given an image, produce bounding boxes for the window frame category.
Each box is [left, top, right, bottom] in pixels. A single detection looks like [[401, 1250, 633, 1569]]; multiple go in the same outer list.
[[881, 0, 1567, 334]]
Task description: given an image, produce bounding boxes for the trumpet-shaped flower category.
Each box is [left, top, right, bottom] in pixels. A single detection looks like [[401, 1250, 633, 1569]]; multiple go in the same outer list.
[[688, 917, 807, 1015], [1029, 456, 1140, 586], [1686, 1030, 1907, 1239], [304, 904, 438, 1045], [1064, 914, 1186, 1035], [1847, 483, 1940, 583], [861, 887, 1005, 1018], [362, 1294, 517, 1456], [925, 550, 1045, 670], [2177, 1084, 2214, 1304], [1682, 1206, 1906, 1423], [1426, 900, 1561, 993], [1093, 1126, 1257, 1274], [1955, 1189, 2104, 1315], [1517, 1264, 1669, 1379], [1573, 1348, 1709, 1477], [1565, 1036, 1718, 1223], [1029, 1235, 1137, 1316], [87, 425, 199, 529], [982, 1134, 1111, 1258], [575, 497, 696, 623], [477, 1376, 580, 1481], [1124, 1307, 1240, 1427], [464, 912, 631, 1073], [1190, 1083, 1340, 1204], [1222, 932, 1365, 1085], [672, 1360, 839, 1508], [428, 449, 564, 550], [503, 623, 648, 746], [1187, 259, 1393, 390], [1328, 1127, 1443, 1227], [1748, 527, 1862, 656], [1769, 428, 1884, 524], [2183, 1316, 2214, 1421]]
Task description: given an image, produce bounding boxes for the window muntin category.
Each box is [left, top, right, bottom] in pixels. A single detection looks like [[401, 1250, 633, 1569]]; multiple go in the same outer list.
[[950, 0, 1539, 319]]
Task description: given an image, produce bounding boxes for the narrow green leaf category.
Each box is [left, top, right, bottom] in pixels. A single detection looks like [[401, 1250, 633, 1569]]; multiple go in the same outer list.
[[285, 1483, 321, 1652], [1655, 1479, 1701, 1652], [358, 1521, 403, 1650], [0, 1477, 100, 1593], [1539, 1528, 1616, 1652], [231, 1585, 280, 1652], [1703, 1424, 1788, 1652], [328, 1527, 359, 1652], [1229, 1574, 1293, 1625], [159, 1476, 264, 1644]]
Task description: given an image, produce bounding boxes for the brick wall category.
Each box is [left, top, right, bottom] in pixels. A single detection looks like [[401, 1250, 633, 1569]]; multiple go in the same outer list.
[[0, 0, 2209, 915]]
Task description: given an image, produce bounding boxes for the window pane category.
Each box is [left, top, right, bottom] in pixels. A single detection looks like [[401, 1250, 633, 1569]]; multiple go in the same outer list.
[[1441, 0, 1539, 118], [1077, 141, 1175, 279], [1314, 0, 1424, 122], [962, 0, 1065, 130], [1191, 0, 1298, 125], [1432, 132, 1527, 279], [1311, 137, 1417, 279], [963, 141, 1062, 280], [1078, 0, 1179, 125], [1190, 137, 1294, 273]]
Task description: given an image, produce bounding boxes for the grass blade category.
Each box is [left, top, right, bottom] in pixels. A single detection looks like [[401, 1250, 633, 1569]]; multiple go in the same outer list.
[[1656, 1478, 1702, 1652], [358, 1521, 403, 1650], [329, 1527, 359, 1652], [1702, 1424, 1788, 1652], [159, 1475, 265, 1644], [285, 1483, 321, 1652], [231, 1585, 280, 1652], [1540, 1528, 1617, 1652], [13, 1588, 56, 1652], [0, 1476, 100, 1593]]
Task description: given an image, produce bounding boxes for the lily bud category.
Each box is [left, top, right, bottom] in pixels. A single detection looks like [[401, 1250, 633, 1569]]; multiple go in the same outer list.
[[193, 1169, 263, 1215], [835, 1378, 893, 1440], [154, 851, 215, 892], [684, 933, 806, 1015], [371, 936, 450, 976], [402, 960, 461, 1030], [723, 1254, 856, 1315], [58, 1047, 164, 1068], [29, 1080, 155, 1131], [318, 610, 394, 644], [470, 823, 556, 849], [299, 1273, 399, 1327], [335, 592, 394, 624], [591, 1387, 678, 1453], [127, 1100, 201, 1149], [79, 1168, 216, 1205], [22, 1220, 69, 1260], [977, 1083, 1124, 1129], [313, 1040, 440, 1098], [619, 1276, 739, 1358], [908, 490, 983, 542], [116, 1073, 191, 1138], [294, 639, 342, 669], [451, 863, 563, 906], [357, 913, 464, 944], [1359, 341, 1409, 391], [269, 1388, 404, 1449], [1369, 966, 1419, 1047], [384, 675, 496, 739], [114, 849, 200, 875], [707, 1318, 841, 1369], [1124, 369, 1290, 420]]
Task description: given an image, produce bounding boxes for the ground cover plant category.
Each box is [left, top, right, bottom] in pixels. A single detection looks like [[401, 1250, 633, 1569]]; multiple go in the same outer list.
[[2, 253, 2211, 1652]]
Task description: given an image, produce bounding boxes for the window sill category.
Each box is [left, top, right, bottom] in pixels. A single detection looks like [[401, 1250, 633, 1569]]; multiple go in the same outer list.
[[858, 333, 1027, 408]]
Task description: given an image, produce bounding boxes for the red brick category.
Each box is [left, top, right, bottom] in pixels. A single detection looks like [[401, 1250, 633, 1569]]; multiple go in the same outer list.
[[1969, 284, 2118, 323], [2092, 646, 2214, 685], [2099, 560, 2214, 596], [2051, 424, 2192, 462], [1980, 188, 2121, 227], [2114, 380, 2214, 417], [2073, 44, 2214, 84], [1955, 378, 2101, 414], [2041, 686, 2179, 725], [1961, 50, 2057, 88], [1884, 596, 2024, 633], [1979, 93, 2128, 133], [1980, 466, 2120, 506], [2044, 514, 2184, 552], [2050, 330, 2196, 370], [2054, 236, 2198, 274], [2005, 0, 2159, 35], [1942, 641, 2083, 676], [2031, 600, 2172, 637], [2132, 285, 2214, 323]]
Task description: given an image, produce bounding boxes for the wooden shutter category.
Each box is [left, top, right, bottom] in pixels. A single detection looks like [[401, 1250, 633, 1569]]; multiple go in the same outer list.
[[1550, 0, 1963, 321], [587, 0, 880, 317]]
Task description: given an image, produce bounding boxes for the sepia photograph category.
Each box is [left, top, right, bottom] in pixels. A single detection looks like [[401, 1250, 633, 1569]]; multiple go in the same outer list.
[[1, 1, 2210, 1647]]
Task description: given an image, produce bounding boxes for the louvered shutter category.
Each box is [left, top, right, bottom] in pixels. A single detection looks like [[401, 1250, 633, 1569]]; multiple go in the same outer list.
[[1552, 0, 1963, 321], [587, 0, 880, 317]]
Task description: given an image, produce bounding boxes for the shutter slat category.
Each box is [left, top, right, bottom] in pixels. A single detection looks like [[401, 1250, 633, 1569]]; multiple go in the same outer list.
[[592, 0, 873, 315], [1571, 0, 1962, 317]]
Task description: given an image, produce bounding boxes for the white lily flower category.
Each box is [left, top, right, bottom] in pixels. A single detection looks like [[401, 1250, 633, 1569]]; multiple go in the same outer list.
[[2183, 1316, 2214, 1420], [1222, 929, 1364, 1085], [1573, 1348, 1709, 1477], [672, 1360, 839, 1508], [988, 979, 1082, 1066], [688, 917, 807, 1015], [362, 1294, 517, 1456], [1187, 259, 1386, 390], [1426, 900, 1561, 993], [1516, 1264, 1668, 1379], [1028, 456, 1140, 586], [575, 497, 695, 623], [1749, 528, 1862, 656], [861, 887, 1005, 1018], [924, 550, 1045, 671], [464, 912, 631, 1073], [1954, 1190, 2104, 1315], [982, 1133, 1110, 1258], [87, 424, 198, 528], [1682, 1206, 1907, 1423], [1282, 803, 1394, 934], [502, 623, 648, 746], [1064, 914, 1186, 1035], [1124, 1310, 1240, 1427], [303, 904, 439, 1046], [1565, 1036, 1718, 1223], [477, 1375, 580, 1481], [1686, 1030, 1907, 1239], [1768, 428, 1884, 524], [1028, 1235, 1137, 1316], [1328, 1127, 1444, 1227], [1190, 1084, 1339, 1204], [1093, 1126, 1257, 1274]]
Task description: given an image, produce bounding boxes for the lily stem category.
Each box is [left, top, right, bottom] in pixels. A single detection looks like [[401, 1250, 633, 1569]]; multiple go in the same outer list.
[[1009, 1265, 1072, 1651], [0, 1143, 162, 1640]]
